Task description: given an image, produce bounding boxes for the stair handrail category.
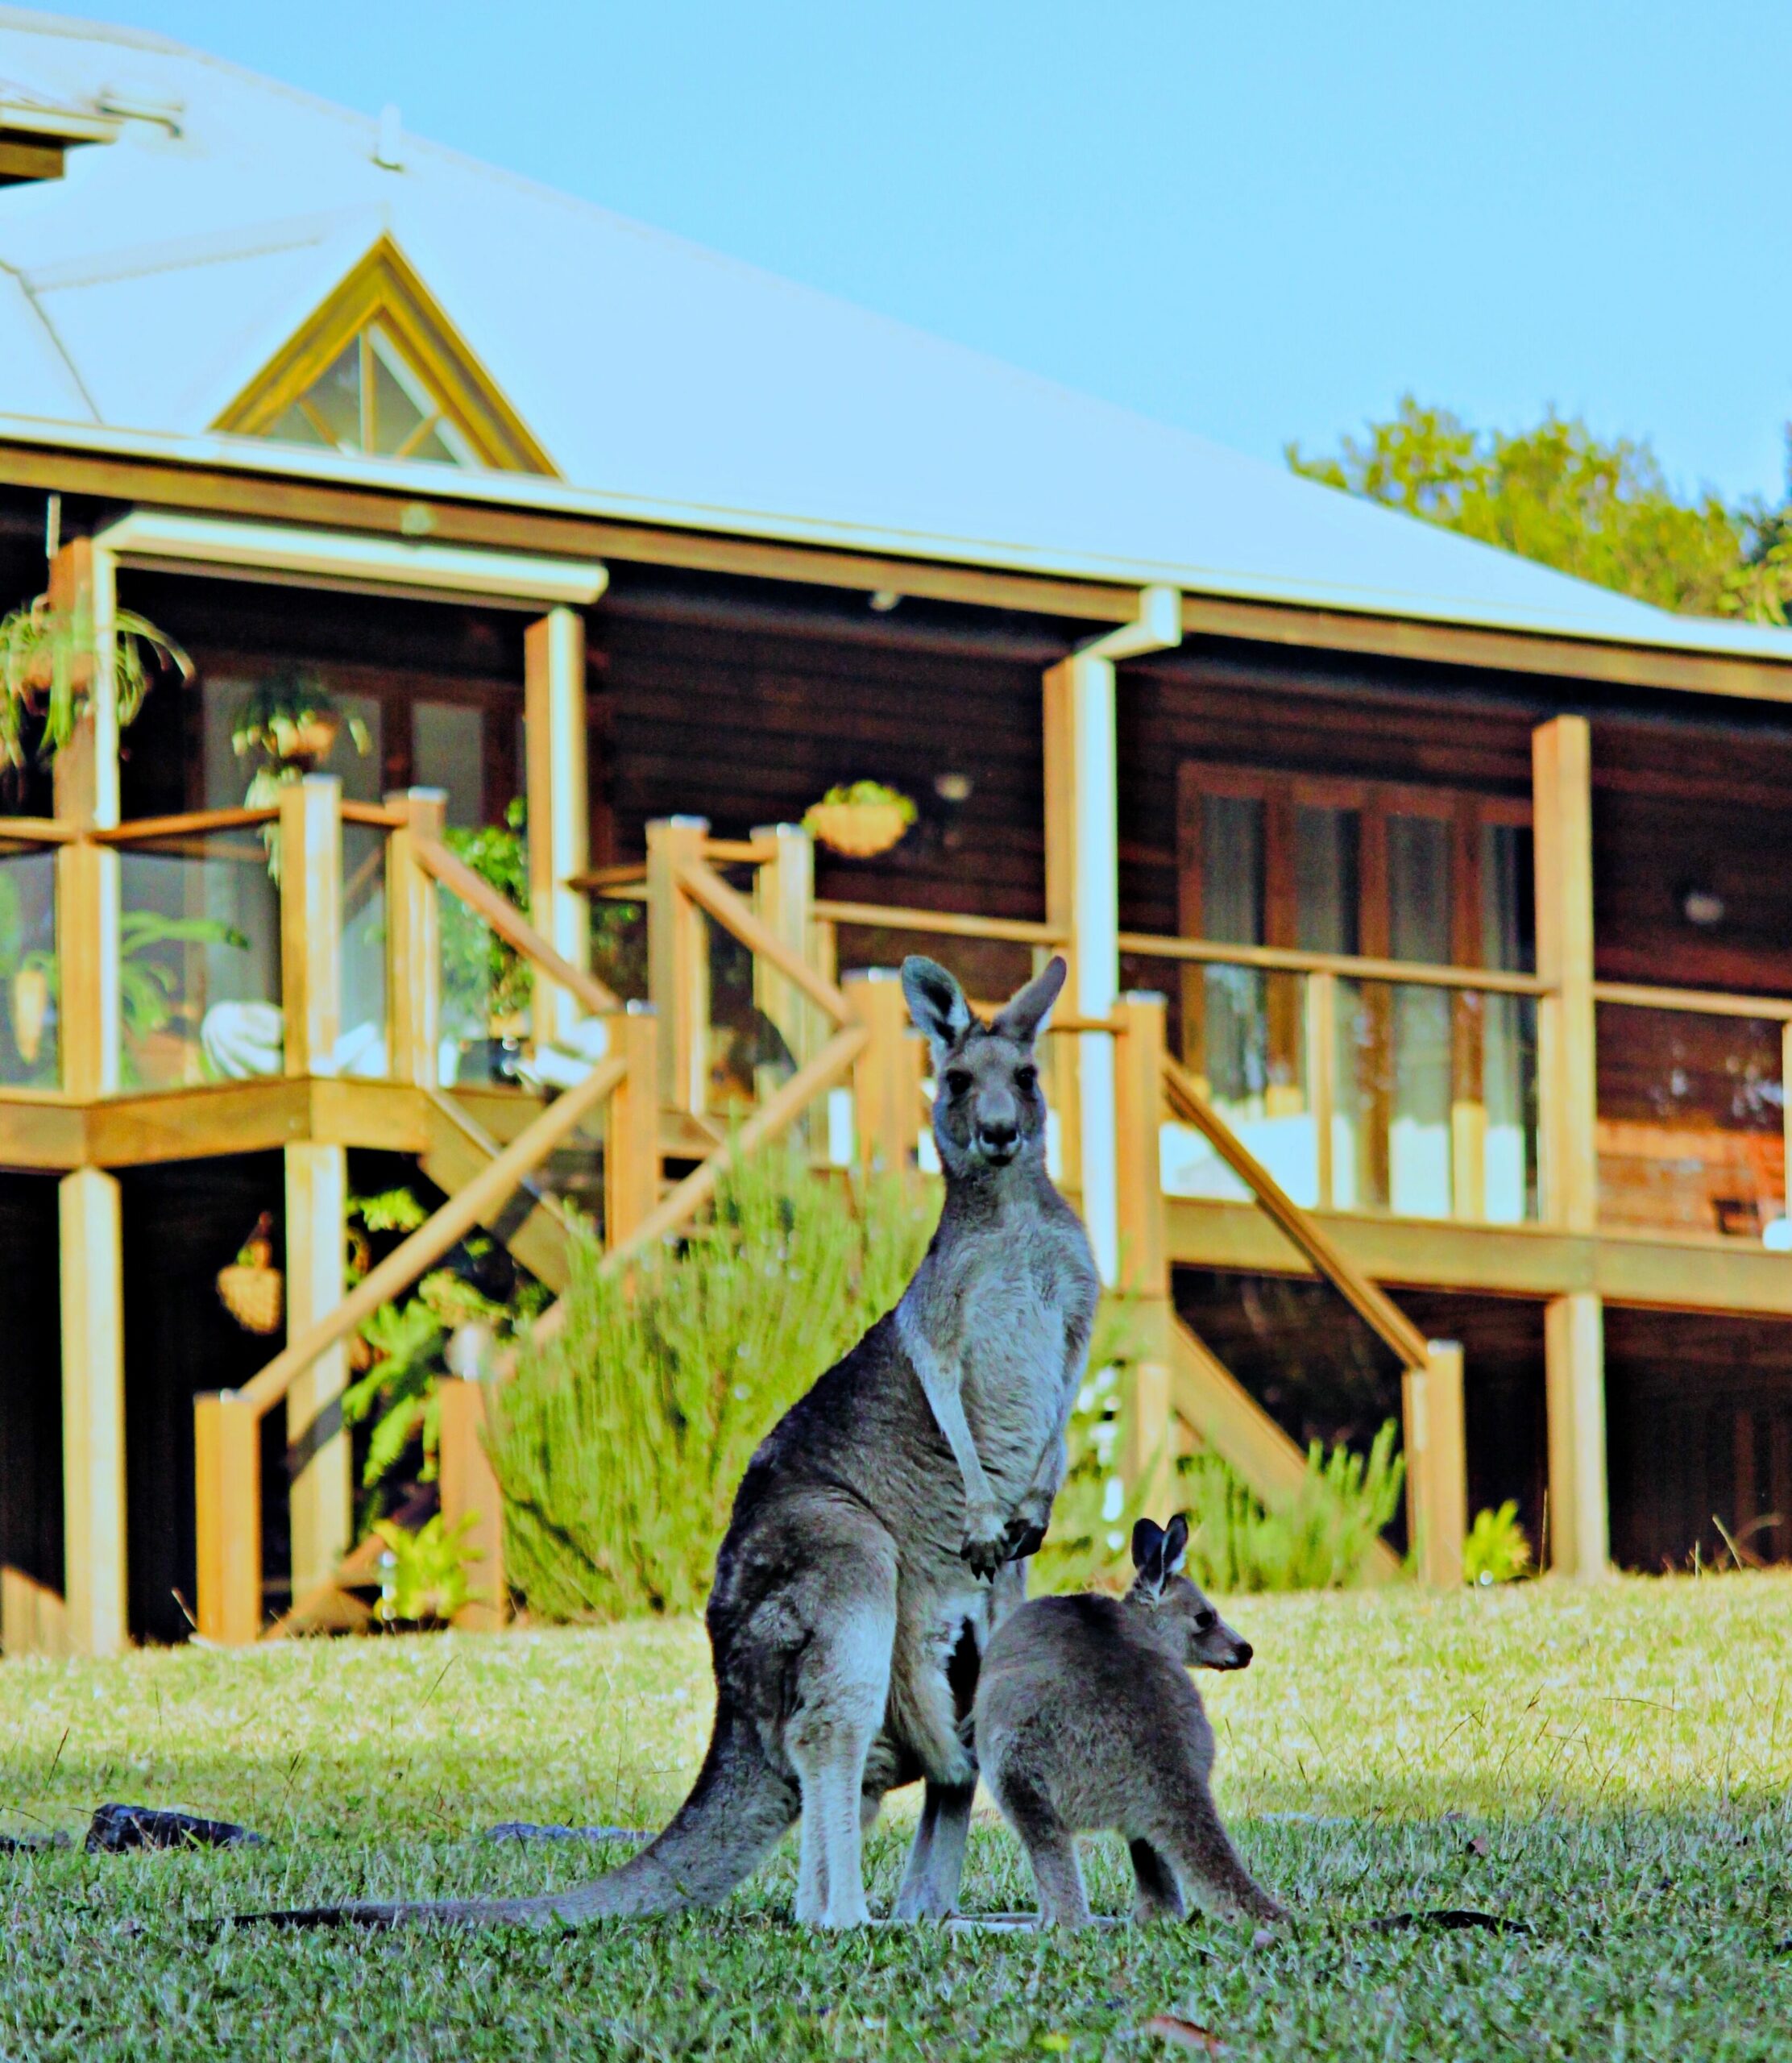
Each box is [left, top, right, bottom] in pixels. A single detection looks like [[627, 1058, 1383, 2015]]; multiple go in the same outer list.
[[1159, 1050, 1431, 1372], [411, 832, 623, 1018], [674, 853, 853, 1027], [230, 1053, 628, 1421]]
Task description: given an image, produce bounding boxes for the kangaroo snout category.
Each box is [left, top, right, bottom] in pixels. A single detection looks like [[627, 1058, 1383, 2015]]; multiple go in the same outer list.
[[976, 1115, 1019, 1161]]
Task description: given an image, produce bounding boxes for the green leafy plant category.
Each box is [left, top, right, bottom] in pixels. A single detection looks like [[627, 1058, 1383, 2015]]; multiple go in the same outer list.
[[339, 1186, 541, 1516], [231, 666, 370, 786], [0, 586, 191, 769], [440, 799, 533, 1031], [118, 910, 249, 1051], [371, 1511, 482, 1625], [487, 1147, 934, 1620], [1465, 1500, 1534, 1585], [1172, 1422, 1406, 1592], [803, 778, 918, 823]]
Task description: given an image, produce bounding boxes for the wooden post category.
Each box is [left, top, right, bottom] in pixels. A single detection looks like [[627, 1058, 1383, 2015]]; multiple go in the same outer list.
[[1306, 970, 1338, 1209], [1402, 1339, 1466, 1588], [605, 1002, 661, 1249], [60, 1168, 127, 1655], [646, 816, 710, 1113], [284, 1143, 351, 1602], [437, 1378, 505, 1632], [845, 969, 916, 1178], [1545, 1290, 1609, 1578], [1114, 993, 1174, 1507], [1533, 717, 1598, 1232], [385, 787, 446, 1088], [751, 822, 819, 1088], [525, 607, 592, 1048], [1043, 654, 1118, 1279], [193, 1392, 262, 1645], [1450, 796, 1487, 1222], [50, 537, 119, 1099], [1781, 1023, 1792, 1231], [279, 775, 342, 1078]]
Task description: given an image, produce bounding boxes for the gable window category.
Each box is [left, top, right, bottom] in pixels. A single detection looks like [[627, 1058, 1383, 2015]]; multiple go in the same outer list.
[[214, 235, 554, 475], [261, 323, 474, 466]]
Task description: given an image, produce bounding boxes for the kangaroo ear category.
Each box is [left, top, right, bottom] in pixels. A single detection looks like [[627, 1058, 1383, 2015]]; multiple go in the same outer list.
[[1162, 1513, 1190, 1576], [1130, 1516, 1164, 1572], [992, 955, 1066, 1047], [902, 957, 972, 1056]]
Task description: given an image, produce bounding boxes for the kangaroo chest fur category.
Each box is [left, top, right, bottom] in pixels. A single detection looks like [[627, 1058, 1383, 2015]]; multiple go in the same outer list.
[[898, 1185, 1094, 1505]]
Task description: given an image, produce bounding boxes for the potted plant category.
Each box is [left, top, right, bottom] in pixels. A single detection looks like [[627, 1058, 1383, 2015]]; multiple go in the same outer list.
[[802, 779, 917, 858], [0, 585, 190, 770], [231, 666, 371, 804]]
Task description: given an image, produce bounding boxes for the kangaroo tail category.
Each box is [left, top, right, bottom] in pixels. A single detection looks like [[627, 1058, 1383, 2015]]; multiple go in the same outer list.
[[238, 1707, 797, 1931]]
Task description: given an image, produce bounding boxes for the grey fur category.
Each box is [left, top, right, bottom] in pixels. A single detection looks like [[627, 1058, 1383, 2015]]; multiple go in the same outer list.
[[973, 1513, 1287, 1929], [245, 954, 1097, 1932]]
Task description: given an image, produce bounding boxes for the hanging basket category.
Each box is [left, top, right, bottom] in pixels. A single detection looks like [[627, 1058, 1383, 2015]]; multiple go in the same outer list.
[[217, 1260, 283, 1335], [804, 800, 912, 858], [217, 1211, 283, 1335]]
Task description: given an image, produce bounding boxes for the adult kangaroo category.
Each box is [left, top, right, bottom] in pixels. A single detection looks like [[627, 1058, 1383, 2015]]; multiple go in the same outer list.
[[250, 954, 1099, 1930]]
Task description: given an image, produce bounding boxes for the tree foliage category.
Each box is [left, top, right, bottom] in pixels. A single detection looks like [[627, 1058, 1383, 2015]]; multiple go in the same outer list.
[[1288, 395, 1792, 621]]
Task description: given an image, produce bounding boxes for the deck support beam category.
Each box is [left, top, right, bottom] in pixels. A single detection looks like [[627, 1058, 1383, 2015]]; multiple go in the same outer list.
[[284, 1144, 351, 1599], [1545, 1289, 1610, 1578], [1404, 1339, 1466, 1588], [279, 778, 351, 1598], [1043, 655, 1121, 1281], [1113, 992, 1175, 1504], [647, 816, 711, 1114], [1533, 716, 1599, 1233], [525, 607, 591, 1048], [59, 1168, 127, 1655], [437, 1378, 505, 1631]]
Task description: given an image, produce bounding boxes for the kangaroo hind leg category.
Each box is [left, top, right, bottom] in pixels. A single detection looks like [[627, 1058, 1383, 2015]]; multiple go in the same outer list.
[[1159, 1791, 1285, 1924], [1128, 1837, 1187, 1924], [782, 1517, 898, 1928], [991, 1767, 1089, 1929]]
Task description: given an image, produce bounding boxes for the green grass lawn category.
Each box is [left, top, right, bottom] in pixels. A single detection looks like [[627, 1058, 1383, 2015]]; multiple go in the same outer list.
[[0, 1575, 1786, 2060]]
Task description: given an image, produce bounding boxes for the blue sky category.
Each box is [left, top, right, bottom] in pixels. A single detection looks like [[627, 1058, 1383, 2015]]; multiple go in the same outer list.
[[58, 1, 1792, 505]]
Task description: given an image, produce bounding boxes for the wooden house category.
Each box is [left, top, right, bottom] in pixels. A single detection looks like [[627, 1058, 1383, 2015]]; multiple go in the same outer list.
[[2, 13, 1790, 1651]]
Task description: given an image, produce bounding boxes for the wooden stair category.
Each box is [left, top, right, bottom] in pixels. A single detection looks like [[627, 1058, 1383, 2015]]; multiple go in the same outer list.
[[419, 1092, 574, 1294], [1170, 1317, 1403, 1582]]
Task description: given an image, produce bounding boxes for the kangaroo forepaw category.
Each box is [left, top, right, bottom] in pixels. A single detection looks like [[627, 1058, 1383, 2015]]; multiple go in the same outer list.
[[1002, 1513, 1047, 1562]]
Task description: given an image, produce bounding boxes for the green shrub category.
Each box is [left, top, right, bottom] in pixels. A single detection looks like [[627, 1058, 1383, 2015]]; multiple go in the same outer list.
[[486, 1148, 934, 1620], [1039, 1394, 1406, 1596], [1464, 1499, 1533, 1585]]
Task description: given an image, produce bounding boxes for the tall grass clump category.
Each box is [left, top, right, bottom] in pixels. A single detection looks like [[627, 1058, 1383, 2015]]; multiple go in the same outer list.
[[1035, 1351, 1405, 1596], [1176, 1420, 1405, 1591], [486, 1148, 935, 1620]]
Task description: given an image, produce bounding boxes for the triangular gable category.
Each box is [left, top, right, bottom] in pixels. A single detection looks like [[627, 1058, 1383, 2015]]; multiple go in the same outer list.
[[213, 234, 554, 475]]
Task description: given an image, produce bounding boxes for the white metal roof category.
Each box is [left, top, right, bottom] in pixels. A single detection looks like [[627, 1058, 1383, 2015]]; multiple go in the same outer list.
[[3, 5, 1791, 666]]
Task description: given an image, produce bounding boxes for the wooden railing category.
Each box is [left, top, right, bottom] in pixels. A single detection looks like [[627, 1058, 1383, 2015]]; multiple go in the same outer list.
[[1159, 1048, 1463, 1587], [20, 782, 1792, 1629], [194, 808, 871, 1643], [1121, 928, 1548, 1226]]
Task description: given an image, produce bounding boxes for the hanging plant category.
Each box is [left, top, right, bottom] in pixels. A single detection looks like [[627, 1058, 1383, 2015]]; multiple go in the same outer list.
[[0, 586, 191, 770], [216, 1211, 284, 1335], [803, 778, 917, 858], [233, 668, 371, 877], [231, 666, 371, 802]]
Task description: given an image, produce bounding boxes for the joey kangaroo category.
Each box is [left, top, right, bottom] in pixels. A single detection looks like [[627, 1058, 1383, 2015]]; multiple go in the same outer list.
[[974, 1513, 1285, 1929], [249, 954, 1098, 1932]]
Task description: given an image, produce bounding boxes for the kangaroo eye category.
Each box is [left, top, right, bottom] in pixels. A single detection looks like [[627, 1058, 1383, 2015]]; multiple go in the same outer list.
[[1194, 1609, 1217, 1632], [944, 1069, 973, 1098], [1014, 1064, 1038, 1092]]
